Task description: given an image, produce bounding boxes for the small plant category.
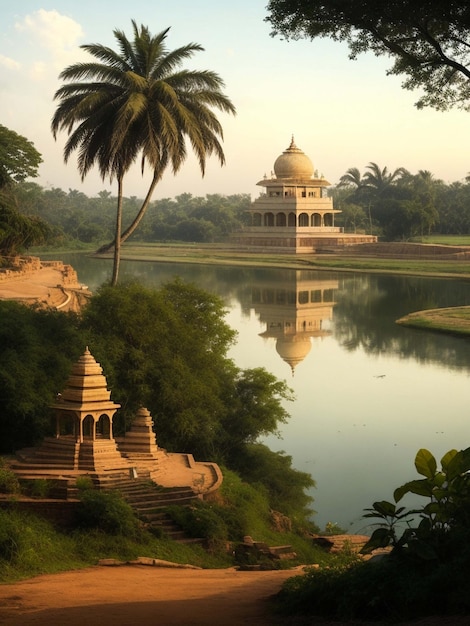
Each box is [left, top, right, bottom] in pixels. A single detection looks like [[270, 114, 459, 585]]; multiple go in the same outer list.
[[21, 479, 51, 498], [323, 521, 345, 535], [0, 463, 20, 495], [75, 476, 94, 492], [362, 446, 470, 562]]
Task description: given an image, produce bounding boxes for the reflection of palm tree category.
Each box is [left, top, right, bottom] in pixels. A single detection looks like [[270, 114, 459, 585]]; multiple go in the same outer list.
[[52, 21, 235, 284]]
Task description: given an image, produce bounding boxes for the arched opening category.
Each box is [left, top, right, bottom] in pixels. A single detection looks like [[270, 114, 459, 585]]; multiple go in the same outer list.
[[288, 212, 296, 227], [312, 213, 322, 226], [324, 213, 333, 227], [276, 213, 287, 226], [82, 415, 94, 440], [97, 414, 111, 439], [57, 413, 75, 437], [299, 213, 309, 227], [264, 213, 274, 226], [252, 212, 262, 226], [298, 291, 309, 304]]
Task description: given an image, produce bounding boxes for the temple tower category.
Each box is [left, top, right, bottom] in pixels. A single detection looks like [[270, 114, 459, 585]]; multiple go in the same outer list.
[[49, 348, 128, 471]]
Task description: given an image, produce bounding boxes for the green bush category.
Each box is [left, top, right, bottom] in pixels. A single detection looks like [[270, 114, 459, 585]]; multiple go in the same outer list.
[[277, 446, 470, 622], [0, 510, 22, 561], [0, 465, 20, 494], [20, 478, 51, 497], [165, 501, 230, 550], [75, 476, 94, 491], [75, 490, 142, 537]]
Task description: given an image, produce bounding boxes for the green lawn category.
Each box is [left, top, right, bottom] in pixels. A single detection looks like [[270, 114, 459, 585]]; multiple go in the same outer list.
[[412, 235, 470, 246]]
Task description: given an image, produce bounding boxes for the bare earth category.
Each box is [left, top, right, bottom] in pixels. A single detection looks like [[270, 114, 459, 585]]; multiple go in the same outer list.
[[0, 565, 303, 626], [0, 263, 89, 312], [1, 565, 469, 626]]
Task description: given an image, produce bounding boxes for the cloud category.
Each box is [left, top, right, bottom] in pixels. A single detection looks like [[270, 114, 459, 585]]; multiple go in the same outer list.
[[15, 9, 83, 52], [0, 54, 21, 70], [13, 9, 86, 83]]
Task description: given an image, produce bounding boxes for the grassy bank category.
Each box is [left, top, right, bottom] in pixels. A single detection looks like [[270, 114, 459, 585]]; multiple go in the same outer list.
[[397, 306, 470, 336], [93, 242, 470, 279]]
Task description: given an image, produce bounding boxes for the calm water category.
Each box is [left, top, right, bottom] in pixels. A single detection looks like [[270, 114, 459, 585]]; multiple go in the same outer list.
[[55, 253, 470, 531]]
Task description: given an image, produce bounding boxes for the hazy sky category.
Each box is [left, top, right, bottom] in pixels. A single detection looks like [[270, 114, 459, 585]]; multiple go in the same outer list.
[[1, 1, 469, 200]]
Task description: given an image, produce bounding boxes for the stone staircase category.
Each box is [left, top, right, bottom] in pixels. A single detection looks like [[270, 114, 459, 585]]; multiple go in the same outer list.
[[98, 473, 202, 543]]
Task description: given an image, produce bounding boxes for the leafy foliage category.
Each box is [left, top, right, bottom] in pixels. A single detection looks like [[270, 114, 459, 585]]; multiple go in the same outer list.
[[0, 192, 52, 256], [266, 1, 470, 111], [0, 124, 42, 189], [277, 445, 470, 622], [0, 459, 20, 494], [362, 446, 470, 562], [335, 163, 444, 239], [75, 490, 142, 537], [0, 302, 83, 452]]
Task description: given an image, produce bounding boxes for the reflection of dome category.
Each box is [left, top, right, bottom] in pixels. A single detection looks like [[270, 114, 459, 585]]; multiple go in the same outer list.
[[273, 137, 314, 180], [275, 336, 312, 375]]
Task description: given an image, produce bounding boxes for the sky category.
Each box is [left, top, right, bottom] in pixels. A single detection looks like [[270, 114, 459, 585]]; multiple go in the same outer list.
[[1, 0, 469, 201]]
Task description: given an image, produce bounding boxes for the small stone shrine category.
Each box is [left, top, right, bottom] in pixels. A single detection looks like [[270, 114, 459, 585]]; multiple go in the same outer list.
[[11, 348, 222, 496]]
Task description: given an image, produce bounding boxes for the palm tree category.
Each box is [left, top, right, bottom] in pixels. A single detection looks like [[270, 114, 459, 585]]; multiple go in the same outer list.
[[363, 162, 409, 192], [337, 167, 366, 190], [52, 21, 236, 284]]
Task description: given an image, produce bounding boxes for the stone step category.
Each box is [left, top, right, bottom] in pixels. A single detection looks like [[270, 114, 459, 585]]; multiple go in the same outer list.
[[99, 477, 200, 544]]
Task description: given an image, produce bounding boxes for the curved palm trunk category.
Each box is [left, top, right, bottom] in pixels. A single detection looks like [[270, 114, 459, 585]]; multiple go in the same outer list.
[[111, 176, 124, 286], [97, 170, 161, 255]]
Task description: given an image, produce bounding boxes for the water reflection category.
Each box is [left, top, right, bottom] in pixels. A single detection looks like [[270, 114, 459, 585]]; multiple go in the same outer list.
[[251, 271, 338, 374]]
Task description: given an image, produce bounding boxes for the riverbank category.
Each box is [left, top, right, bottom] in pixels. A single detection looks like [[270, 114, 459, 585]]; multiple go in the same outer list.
[[96, 241, 470, 279], [6, 244, 470, 334], [0, 256, 91, 313]]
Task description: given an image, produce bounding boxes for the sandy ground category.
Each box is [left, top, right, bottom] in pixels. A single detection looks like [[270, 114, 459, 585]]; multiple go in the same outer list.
[[0, 263, 89, 312], [1, 565, 468, 626], [0, 565, 306, 626]]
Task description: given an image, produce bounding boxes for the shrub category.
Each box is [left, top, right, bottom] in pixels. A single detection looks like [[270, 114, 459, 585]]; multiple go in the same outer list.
[[0, 464, 20, 494], [165, 501, 231, 551], [0, 510, 22, 561], [75, 490, 141, 537]]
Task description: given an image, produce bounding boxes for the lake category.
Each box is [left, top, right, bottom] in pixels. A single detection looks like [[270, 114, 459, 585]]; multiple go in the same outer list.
[[55, 253, 470, 532]]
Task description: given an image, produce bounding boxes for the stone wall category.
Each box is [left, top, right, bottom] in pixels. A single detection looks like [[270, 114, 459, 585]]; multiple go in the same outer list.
[[0, 497, 79, 528]]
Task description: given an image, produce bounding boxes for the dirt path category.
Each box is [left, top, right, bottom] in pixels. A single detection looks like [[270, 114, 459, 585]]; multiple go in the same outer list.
[[1, 565, 469, 626], [0, 565, 304, 626]]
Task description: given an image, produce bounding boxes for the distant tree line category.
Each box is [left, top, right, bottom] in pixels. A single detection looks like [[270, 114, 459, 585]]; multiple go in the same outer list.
[[11, 168, 470, 248], [14, 183, 250, 247], [332, 164, 470, 240]]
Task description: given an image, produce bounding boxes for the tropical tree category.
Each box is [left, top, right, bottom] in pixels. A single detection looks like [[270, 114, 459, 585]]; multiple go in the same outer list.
[[0, 194, 52, 256], [52, 20, 236, 285], [266, 1, 470, 110], [363, 162, 409, 193], [0, 125, 42, 190], [337, 166, 366, 191]]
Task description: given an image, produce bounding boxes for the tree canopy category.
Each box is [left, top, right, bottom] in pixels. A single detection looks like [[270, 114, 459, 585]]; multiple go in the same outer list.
[[266, 1, 470, 110], [0, 125, 42, 189]]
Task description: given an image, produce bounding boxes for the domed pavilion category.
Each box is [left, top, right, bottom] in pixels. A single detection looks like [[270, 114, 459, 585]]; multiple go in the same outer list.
[[232, 138, 376, 252]]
